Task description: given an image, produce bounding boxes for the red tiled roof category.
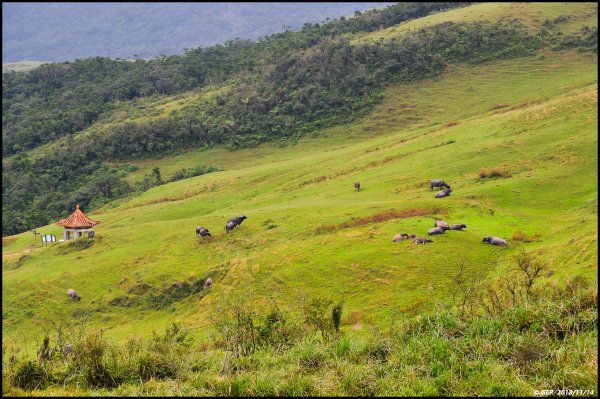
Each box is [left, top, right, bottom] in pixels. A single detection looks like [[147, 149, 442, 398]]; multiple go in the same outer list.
[[56, 205, 100, 228]]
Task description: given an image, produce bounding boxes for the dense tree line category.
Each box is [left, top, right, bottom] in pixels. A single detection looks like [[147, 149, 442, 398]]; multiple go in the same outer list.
[[3, 2, 597, 236]]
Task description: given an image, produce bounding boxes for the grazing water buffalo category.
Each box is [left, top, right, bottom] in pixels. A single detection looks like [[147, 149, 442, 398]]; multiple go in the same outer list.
[[414, 237, 433, 244], [228, 215, 247, 228], [434, 219, 450, 229], [355, 181, 361, 191], [482, 236, 507, 246], [67, 288, 81, 301], [393, 233, 409, 242], [435, 189, 452, 198], [196, 226, 212, 239], [430, 179, 451, 190], [225, 221, 237, 233], [204, 278, 213, 289], [450, 224, 467, 231], [428, 227, 446, 235]]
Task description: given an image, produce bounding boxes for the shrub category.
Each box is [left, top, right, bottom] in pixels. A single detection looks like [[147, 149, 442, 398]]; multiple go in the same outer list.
[[9, 360, 51, 391]]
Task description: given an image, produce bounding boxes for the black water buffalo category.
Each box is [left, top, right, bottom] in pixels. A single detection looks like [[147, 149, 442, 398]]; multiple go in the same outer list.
[[435, 189, 452, 198], [196, 226, 212, 239], [228, 215, 247, 228], [482, 236, 507, 246], [204, 278, 213, 289], [225, 221, 237, 233], [428, 227, 446, 235], [67, 288, 81, 301], [430, 179, 450, 190], [450, 224, 467, 231], [355, 181, 361, 191], [414, 237, 433, 244]]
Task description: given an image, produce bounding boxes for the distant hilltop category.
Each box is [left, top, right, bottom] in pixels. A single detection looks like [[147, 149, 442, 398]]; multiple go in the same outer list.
[[2, 60, 50, 73]]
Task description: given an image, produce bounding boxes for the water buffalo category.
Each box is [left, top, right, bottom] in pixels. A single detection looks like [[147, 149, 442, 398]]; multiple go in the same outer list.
[[196, 226, 212, 239], [225, 221, 237, 233], [414, 237, 433, 244], [430, 179, 450, 190], [392, 233, 409, 242], [434, 219, 450, 229], [87, 230, 95, 238], [428, 227, 446, 235], [435, 189, 452, 198], [408, 234, 416, 239], [355, 181, 361, 191], [450, 224, 467, 231], [67, 288, 81, 301], [204, 278, 213, 289], [228, 215, 247, 228], [482, 236, 507, 246]]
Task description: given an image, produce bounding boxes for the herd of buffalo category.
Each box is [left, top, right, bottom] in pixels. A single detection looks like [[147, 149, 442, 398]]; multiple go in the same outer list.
[[392, 179, 507, 246], [66, 178, 508, 302]]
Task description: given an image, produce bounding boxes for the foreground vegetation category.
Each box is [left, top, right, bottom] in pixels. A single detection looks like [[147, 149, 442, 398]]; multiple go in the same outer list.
[[3, 253, 597, 396]]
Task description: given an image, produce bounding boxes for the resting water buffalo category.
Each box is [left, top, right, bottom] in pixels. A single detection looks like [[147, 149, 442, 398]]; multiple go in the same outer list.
[[434, 219, 450, 229], [196, 226, 212, 239], [428, 227, 446, 235], [204, 278, 213, 289], [228, 215, 247, 228], [354, 181, 361, 191], [414, 237, 433, 244], [435, 189, 452, 198], [67, 288, 81, 301], [408, 234, 416, 239], [450, 224, 467, 231], [430, 179, 450, 190], [482, 236, 507, 246], [225, 221, 237, 233], [392, 233, 409, 242]]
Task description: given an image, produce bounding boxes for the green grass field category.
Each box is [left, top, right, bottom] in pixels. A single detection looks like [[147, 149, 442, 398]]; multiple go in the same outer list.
[[3, 48, 597, 353]]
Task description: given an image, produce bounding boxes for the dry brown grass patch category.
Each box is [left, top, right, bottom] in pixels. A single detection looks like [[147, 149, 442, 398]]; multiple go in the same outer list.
[[316, 208, 434, 234], [512, 231, 542, 243], [2, 237, 17, 245], [479, 166, 512, 179]]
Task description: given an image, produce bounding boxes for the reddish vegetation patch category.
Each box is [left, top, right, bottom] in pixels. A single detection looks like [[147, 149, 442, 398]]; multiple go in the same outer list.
[[145, 196, 182, 205], [2, 237, 17, 245], [479, 166, 512, 179], [512, 231, 542, 242], [315, 208, 435, 234], [491, 103, 511, 110]]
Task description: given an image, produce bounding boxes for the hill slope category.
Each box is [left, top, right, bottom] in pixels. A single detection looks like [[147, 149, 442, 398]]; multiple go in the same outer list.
[[3, 49, 597, 345]]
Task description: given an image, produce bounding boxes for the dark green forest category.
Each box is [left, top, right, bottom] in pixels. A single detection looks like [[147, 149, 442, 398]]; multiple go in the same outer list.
[[2, 2, 596, 236]]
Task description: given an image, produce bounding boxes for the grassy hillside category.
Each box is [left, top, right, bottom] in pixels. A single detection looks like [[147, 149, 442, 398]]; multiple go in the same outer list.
[[3, 49, 597, 350], [356, 2, 598, 43]]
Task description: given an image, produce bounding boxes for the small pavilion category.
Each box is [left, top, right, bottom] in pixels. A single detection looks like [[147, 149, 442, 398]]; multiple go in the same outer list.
[[56, 204, 100, 240]]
